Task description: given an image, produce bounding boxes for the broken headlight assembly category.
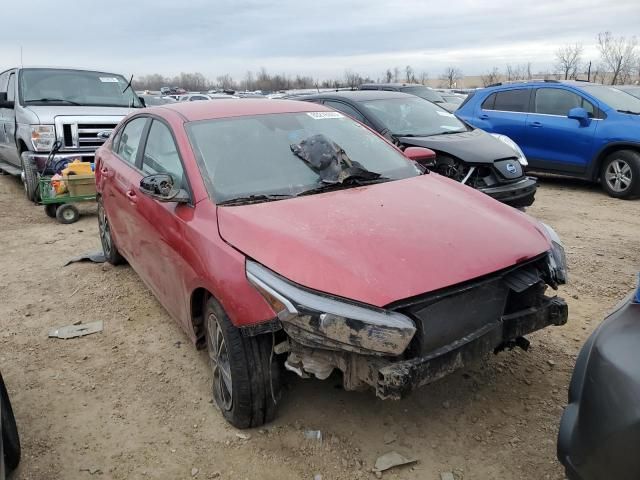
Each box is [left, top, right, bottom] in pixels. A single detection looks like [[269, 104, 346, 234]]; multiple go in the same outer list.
[[490, 133, 528, 166], [246, 260, 416, 356], [541, 223, 568, 287]]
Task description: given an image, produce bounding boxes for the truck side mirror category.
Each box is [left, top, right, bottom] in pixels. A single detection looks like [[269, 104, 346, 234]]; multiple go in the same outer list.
[[0, 92, 14, 109]]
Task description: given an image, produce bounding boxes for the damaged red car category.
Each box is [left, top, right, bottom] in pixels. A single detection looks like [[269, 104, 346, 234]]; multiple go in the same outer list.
[[95, 100, 568, 428]]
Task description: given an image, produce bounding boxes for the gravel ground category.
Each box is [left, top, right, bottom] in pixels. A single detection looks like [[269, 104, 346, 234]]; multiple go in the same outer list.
[[1, 173, 639, 480]]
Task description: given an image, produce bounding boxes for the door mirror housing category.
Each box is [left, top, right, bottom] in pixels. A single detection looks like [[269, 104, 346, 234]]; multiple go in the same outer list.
[[139, 174, 189, 203], [0, 92, 14, 109], [568, 107, 590, 126], [404, 146, 437, 166]]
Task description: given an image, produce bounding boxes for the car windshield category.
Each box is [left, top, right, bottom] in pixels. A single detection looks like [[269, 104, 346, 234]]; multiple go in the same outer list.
[[400, 86, 445, 103], [186, 112, 420, 203], [20, 69, 142, 108], [361, 97, 468, 136], [580, 85, 640, 114]]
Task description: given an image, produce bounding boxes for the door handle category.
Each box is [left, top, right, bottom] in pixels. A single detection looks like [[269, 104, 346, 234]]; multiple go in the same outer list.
[[530, 121, 543, 128], [479, 114, 489, 120], [126, 190, 137, 204]]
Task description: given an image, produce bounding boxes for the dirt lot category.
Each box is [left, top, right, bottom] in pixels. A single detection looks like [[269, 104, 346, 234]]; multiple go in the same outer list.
[[1, 173, 639, 480]]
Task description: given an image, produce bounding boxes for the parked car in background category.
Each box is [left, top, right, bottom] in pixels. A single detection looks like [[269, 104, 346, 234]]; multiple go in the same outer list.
[[457, 80, 640, 199], [440, 93, 466, 107], [558, 275, 640, 480], [1, 372, 20, 479], [139, 95, 177, 106], [617, 85, 640, 100], [299, 90, 537, 207], [360, 83, 459, 112], [0, 67, 143, 201], [95, 99, 567, 428], [160, 87, 171, 95], [178, 93, 211, 102]]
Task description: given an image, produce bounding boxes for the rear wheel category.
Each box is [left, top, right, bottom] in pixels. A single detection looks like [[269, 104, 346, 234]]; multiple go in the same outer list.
[[55, 204, 80, 224], [97, 196, 125, 265], [600, 150, 640, 199], [44, 204, 58, 218], [204, 297, 280, 428], [21, 156, 39, 202], [1, 373, 21, 474]]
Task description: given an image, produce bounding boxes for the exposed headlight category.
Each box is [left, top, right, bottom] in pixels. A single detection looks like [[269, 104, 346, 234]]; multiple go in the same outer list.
[[541, 223, 567, 286], [246, 260, 416, 356], [491, 133, 528, 166], [30, 125, 56, 151]]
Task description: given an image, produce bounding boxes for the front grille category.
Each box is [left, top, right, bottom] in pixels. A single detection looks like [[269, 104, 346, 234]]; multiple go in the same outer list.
[[55, 116, 123, 151]]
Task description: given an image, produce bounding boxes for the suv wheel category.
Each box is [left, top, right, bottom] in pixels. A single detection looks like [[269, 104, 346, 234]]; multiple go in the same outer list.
[[97, 197, 125, 265], [21, 156, 39, 202], [204, 297, 280, 429], [601, 150, 640, 199]]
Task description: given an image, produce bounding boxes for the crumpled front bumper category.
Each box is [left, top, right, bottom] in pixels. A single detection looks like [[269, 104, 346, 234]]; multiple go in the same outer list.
[[376, 295, 567, 399], [478, 176, 538, 208]]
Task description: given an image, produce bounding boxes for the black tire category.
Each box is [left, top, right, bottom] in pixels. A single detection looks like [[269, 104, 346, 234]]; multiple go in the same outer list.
[[600, 150, 640, 199], [21, 156, 39, 203], [55, 204, 80, 224], [44, 204, 58, 218], [97, 197, 125, 265], [204, 297, 280, 429], [1, 373, 21, 474]]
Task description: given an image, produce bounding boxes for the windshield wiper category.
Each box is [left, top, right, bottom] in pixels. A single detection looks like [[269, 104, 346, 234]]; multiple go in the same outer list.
[[296, 176, 391, 197], [617, 109, 640, 115], [25, 98, 82, 105], [218, 193, 294, 206]]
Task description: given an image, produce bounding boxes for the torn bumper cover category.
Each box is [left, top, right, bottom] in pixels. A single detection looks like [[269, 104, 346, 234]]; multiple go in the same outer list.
[[377, 295, 567, 399]]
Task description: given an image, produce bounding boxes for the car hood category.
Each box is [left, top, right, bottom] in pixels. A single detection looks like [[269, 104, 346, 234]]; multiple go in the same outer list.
[[218, 175, 551, 307], [399, 128, 519, 165], [23, 105, 136, 124]]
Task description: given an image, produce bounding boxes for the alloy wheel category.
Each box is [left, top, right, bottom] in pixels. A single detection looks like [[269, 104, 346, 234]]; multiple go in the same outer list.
[[206, 312, 233, 411], [605, 159, 633, 193], [98, 204, 112, 257]]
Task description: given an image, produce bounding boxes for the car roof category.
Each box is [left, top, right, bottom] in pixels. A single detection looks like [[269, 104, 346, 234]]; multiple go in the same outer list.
[[159, 98, 332, 121], [482, 80, 600, 92], [303, 90, 414, 102], [361, 82, 433, 89]]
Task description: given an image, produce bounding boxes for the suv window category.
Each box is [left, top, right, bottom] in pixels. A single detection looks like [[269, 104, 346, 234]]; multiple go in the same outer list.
[[116, 117, 147, 164], [142, 120, 186, 187], [483, 89, 529, 112], [0, 71, 8, 92], [6, 73, 15, 102], [323, 101, 366, 123], [534, 88, 595, 117]]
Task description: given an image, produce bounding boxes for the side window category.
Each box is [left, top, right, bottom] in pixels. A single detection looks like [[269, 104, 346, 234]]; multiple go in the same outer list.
[[534, 88, 594, 116], [481, 92, 497, 110], [116, 117, 147, 164], [0, 72, 8, 93], [323, 101, 366, 123], [6, 73, 15, 101], [492, 89, 529, 112], [142, 120, 186, 188]]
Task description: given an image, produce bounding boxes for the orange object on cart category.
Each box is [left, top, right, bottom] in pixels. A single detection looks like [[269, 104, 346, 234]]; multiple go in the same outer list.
[[61, 160, 93, 176]]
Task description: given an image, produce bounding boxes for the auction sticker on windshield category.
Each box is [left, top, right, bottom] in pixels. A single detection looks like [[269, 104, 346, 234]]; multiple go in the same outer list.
[[306, 112, 344, 119], [99, 77, 120, 83]]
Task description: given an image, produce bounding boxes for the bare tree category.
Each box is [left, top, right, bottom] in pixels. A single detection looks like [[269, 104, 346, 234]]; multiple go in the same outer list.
[[344, 70, 363, 89], [439, 67, 463, 88], [393, 67, 400, 83], [405, 65, 415, 83], [419, 71, 429, 85], [597, 31, 638, 85], [505, 64, 527, 81], [555, 43, 583, 80], [481, 67, 501, 86], [526, 62, 533, 80], [385, 69, 393, 83], [216, 74, 235, 90]]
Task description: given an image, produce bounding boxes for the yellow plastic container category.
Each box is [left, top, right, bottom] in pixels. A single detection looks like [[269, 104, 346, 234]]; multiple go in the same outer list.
[[61, 160, 93, 176]]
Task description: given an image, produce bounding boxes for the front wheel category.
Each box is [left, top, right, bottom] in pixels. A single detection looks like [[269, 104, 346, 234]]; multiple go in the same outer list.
[[97, 196, 125, 265], [1, 373, 21, 474], [204, 297, 280, 429], [21, 156, 39, 202], [600, 150, 640, 199]]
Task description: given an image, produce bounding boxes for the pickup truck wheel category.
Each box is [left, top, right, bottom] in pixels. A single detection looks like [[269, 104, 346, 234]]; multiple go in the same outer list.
[[204, 297, 280, 429], [97, 197, 125, 265], [21, 156, 39, 202], [601, 150, 640, 199], [1, 373, 21, 473], [44, 204, 58, 218]]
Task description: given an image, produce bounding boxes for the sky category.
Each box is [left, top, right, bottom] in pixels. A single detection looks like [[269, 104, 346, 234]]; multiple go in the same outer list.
[[0, 0, 638, 81]]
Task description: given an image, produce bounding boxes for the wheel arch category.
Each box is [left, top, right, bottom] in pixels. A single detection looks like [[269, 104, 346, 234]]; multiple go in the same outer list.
[[589, 142, 640, 181]]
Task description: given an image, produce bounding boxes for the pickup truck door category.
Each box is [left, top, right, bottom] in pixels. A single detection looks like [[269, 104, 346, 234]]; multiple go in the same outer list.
[[0, 70, 19, 166]]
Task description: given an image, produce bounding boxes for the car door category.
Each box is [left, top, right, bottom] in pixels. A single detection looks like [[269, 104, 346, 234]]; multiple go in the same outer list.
[[0, 70, 18, 166], [474, 88, 531, 148], [525, 87, 599, 172], [98, 116, 149, 263], [133, 118, 193, 323]]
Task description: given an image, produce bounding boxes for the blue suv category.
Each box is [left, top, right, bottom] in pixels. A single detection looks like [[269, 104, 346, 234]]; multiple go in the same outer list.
[[457, 81, 640, 198]]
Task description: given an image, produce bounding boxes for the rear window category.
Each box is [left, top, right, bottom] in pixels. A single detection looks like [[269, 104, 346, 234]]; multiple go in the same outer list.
[[482, 89, 530, 112]]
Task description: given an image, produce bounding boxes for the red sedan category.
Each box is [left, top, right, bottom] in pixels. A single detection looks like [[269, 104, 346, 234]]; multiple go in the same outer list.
[[95, 99, 568, 428]]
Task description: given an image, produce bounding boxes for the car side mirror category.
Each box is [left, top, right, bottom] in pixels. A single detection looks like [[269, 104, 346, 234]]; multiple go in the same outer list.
[[568, 107, 590, 126], [0, 92, 14, 109], [139, 174, 189, 203], [404, 146, 437, 167]]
